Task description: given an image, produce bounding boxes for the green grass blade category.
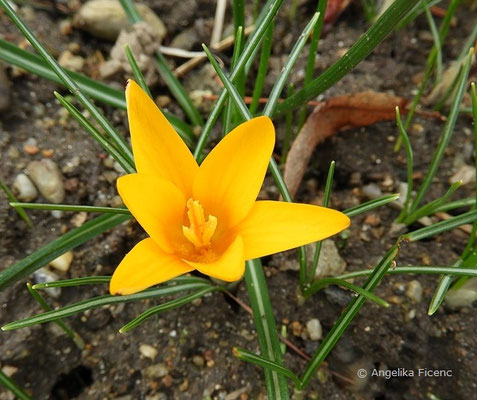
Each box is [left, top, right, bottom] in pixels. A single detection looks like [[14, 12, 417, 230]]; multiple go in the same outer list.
[[0, 39, 194, 144], [0, 38, 125, 108], [300, 246, 399, 388], [422, 0, 442, 84], [274, 0, 420, 116], [307, 161, 335, 284], [281, 83, 295, 163], [428, 258, 463, 315], [2, 282, 212, 330], [54, 92, 136, 173], [433, 83, 477, 300], [193, 0, 285, 160], [118, 0, 142, 23], [10, 202, 131, 215], [118, 0, 204, 127], [33, 276, 111, 288], [305, 277, 390, 307], [343, 194, 400, 217], [0, 178, 32, 227], [26, 283, 85, 349], [119, 286, 218, 332], [337, 265, 477, 279], [433, 197, 475, 213], [249, 20, 274, 114], [262, 12, 319, 118], [223, 26, 245, 136], [203, 43, 252, 121], [0, 213, 130, 291], [0, 0, 134, 166], [298, 0, 328, 128], [124, 44, 152, 98], [404, 180, 462, 224], [410, 49, 473, 211], [0, 371, 32, 400], [233, 347, 301, 388], [245, 259, 290, 399], [395, 107, 414, 222], [402, 209, 477, 242]]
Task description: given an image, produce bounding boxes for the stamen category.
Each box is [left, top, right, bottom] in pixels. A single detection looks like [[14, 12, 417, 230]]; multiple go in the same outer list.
[[182, 199, 217, 248]]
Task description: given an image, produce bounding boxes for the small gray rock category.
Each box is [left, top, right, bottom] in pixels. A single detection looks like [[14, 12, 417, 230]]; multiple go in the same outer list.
[[34, 268, 61, 298], [13, 173, 38, 202], [27, 159, 65, 203], [312, 239, 347, 279]]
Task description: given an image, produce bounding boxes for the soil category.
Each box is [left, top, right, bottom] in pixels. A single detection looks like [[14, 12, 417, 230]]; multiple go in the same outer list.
[[1, 1, 477, 399]]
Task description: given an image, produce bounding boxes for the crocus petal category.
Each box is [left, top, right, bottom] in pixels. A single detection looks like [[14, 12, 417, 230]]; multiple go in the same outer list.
[[110, 238, 193, 295], [183, 236, 245, 281], [236, 201, 350, 260], [193, 117, 275, 229], [126, 80, 198, 196], [117, 174, 186, 254]]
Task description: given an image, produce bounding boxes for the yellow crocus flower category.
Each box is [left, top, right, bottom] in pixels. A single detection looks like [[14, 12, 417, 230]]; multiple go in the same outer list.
[[110, 80, 350, 295]]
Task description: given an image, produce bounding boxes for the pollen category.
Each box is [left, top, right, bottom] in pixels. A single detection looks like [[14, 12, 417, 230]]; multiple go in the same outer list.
[[182, 198, 217, 249]]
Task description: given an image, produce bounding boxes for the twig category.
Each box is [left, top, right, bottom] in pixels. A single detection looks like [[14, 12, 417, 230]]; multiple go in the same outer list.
[[211, 0, 227, 46], [174, 25, 255, 78]]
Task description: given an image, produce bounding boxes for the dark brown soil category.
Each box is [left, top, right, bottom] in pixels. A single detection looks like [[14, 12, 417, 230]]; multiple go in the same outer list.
[[1, 1, 477, 399]]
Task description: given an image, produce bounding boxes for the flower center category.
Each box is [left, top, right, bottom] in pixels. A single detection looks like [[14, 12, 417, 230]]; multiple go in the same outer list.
[[182, 198, 217, 249]]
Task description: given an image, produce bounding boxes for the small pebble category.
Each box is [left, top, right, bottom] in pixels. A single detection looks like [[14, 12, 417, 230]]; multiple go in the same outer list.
[[139, 344, 158, 360], [58, 50, 85, 72], [306, 319, 323, 341], [1, 365, 18, 377], [23, 137, 40, 155], [144, 363, 169, 379], [445, 278, 477, 309], [192, 355, 205, 367], [48, 251, 74, 272], [449, 164, 475, 186], [27, 159, 65, 203], [362, 183, 382, 200], [34, 267, 61, 298], [405, 280, 423, 303], [13, 173, 38, 201]]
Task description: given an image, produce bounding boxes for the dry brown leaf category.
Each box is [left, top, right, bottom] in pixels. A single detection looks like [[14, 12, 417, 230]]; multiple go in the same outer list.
[[284, 91, 408, 198]]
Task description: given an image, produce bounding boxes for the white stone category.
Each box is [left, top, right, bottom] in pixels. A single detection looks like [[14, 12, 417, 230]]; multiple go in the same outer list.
[[405, 280, 423, 303], [49, 251, 74, 272], [27, 159, 65, 203], [139, 344, 158, 360], [306, 319, 323, 341], [13, 173, 38, 202]]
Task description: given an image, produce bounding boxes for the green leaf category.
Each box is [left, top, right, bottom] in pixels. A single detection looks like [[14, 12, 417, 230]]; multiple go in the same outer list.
[[343, 194, 400, 217], [10, 202, 131, 215], [2, 281, 212, 330], [119, 286, 219, 332], [0, 213, 130, 291], [300, 246, 398, 388], [245, 259, 290, 399], [26, 283, 85, 349], [0, 371, 32, 400], [233, 347, 301, 388], [305, 277, 390, 307]]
